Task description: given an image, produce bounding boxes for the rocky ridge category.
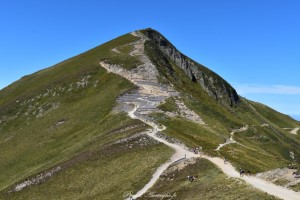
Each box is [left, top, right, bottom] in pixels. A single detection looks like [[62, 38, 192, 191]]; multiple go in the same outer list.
[[142, 28, 240, 107]]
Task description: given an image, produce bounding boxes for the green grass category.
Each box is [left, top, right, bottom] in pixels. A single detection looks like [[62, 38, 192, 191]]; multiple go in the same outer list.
[[1, 28, 300, 199], [249, 100, 300, 128], [157, 97, 177, 112], [144, 38, 244, 133], [0, 33, 139, 107], [139, 158, 279, 200], [143, 32, 300, 172], [118, 44, 134, 54], [0, 32, 146, 192], [155, 115, 223, 156], [220, 144, 286, 173], [1, 135, 174, 200], [107, 53, 142, 70], [142, 28, 240, 107], [289, 182, 300, 192], [105, 40, 142, 70]]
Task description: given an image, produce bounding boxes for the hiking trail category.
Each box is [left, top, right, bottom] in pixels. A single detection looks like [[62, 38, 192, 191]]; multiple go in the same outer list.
[[101, 31, 300, 200], [283, 127, 299, 135], [126, 105, 300, 200], [216, 126, 248, 151]]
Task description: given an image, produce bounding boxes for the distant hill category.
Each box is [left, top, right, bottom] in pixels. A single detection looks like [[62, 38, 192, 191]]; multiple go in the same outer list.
[[1, 28, 299, 199]]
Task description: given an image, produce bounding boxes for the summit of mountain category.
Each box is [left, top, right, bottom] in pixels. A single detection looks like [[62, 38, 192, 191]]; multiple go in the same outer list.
[[142, 28, 240, 107]]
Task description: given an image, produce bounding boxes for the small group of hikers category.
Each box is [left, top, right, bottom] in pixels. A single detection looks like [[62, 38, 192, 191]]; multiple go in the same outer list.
[[288, 163, 300, 178], [239, 168, 250, 177], [126, 191, 134, 200], [192, 146, 202, 155]]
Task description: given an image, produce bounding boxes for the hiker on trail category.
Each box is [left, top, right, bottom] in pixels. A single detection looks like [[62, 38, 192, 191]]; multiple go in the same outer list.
[[187, 175, 196, 182], [247, 170, 250, 175], [128, 191, 133, 200], [195, 147, 199, 154], [199, 146, 202, 157], [194, 147, 202, 154], [193, 148, 197, 154], [240, 168, 245, 177], [224, 157, 227, 164]]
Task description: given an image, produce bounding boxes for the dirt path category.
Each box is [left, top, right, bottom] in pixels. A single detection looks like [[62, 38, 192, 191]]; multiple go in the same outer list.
[[128, 105, 196, 199], [102, 31, 300, 200], [127, 105, 300, 200], [216, 126, 248, 151], [203, 156, 300, 200], [283, 127, 299, 135], [216, 130, 236, 151], [215, 126, 273, 158], [291, 127, 299, 135]]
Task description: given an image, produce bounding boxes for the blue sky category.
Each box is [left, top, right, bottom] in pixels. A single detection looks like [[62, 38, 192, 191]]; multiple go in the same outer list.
[[0, 0, 299, 120]]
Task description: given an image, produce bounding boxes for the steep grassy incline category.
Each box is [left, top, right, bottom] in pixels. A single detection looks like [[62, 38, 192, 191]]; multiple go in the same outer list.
[[140, 159, 279, 200], [1, 28, 299, 199], [249, 100, 300, 128], [0, 33, 140, 107], [142, 29, 300, 173], [2, 135, 173, 200], [142, 28, 239, 107], [0, 32, 175, 199]]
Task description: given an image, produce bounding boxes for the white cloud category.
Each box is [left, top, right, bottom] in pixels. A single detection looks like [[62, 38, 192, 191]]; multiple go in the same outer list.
[[234, 84, 300, 95]]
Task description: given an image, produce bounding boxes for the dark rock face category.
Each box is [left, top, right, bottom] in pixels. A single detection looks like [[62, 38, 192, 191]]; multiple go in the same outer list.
[[142, 28, 240, 107]]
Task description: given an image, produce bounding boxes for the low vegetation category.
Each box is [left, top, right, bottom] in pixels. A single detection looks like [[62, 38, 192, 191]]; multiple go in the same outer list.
[[1, 135, 174, 199], [158, 97, 177, 113], [158, 116, 223, 156], [139, 158, 279, 199], [1, 29, 300, 199], [0, 33, 144, 192], [144, 37, 300, 173]]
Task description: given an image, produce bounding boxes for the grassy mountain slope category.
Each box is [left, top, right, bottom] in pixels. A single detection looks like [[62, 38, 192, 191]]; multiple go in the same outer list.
[[140, 159, 278, 200], [0, 29, 299, 199], [143, 29, 300, 173], [2, 136, 173, 199], [249, 100, 299, 128], [0, 33, 175, 199]]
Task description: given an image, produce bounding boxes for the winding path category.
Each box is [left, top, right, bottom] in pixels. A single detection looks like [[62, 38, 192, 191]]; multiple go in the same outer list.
[[283, 127, 299, 135], [216, 130, 237, 151], [128, 105, 196, 199], [102, 31, 300, 200], [216, 126, 248, 151], [291, 127, 299, 135], [127, 105, 300, 200]]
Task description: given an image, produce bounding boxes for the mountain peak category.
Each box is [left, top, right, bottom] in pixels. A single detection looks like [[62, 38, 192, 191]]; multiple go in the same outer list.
[[1, 28, 300, 199], [135, 28, 240, 107]]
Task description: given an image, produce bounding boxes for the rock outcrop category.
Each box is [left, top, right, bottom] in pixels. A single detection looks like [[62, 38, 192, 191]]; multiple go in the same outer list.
[[142, 28, 240, 107]]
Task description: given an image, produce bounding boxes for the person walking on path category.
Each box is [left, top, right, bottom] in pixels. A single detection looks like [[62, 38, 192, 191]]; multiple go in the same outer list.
[[129, 191, 134, 200], [240, 168, 245, 177]]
